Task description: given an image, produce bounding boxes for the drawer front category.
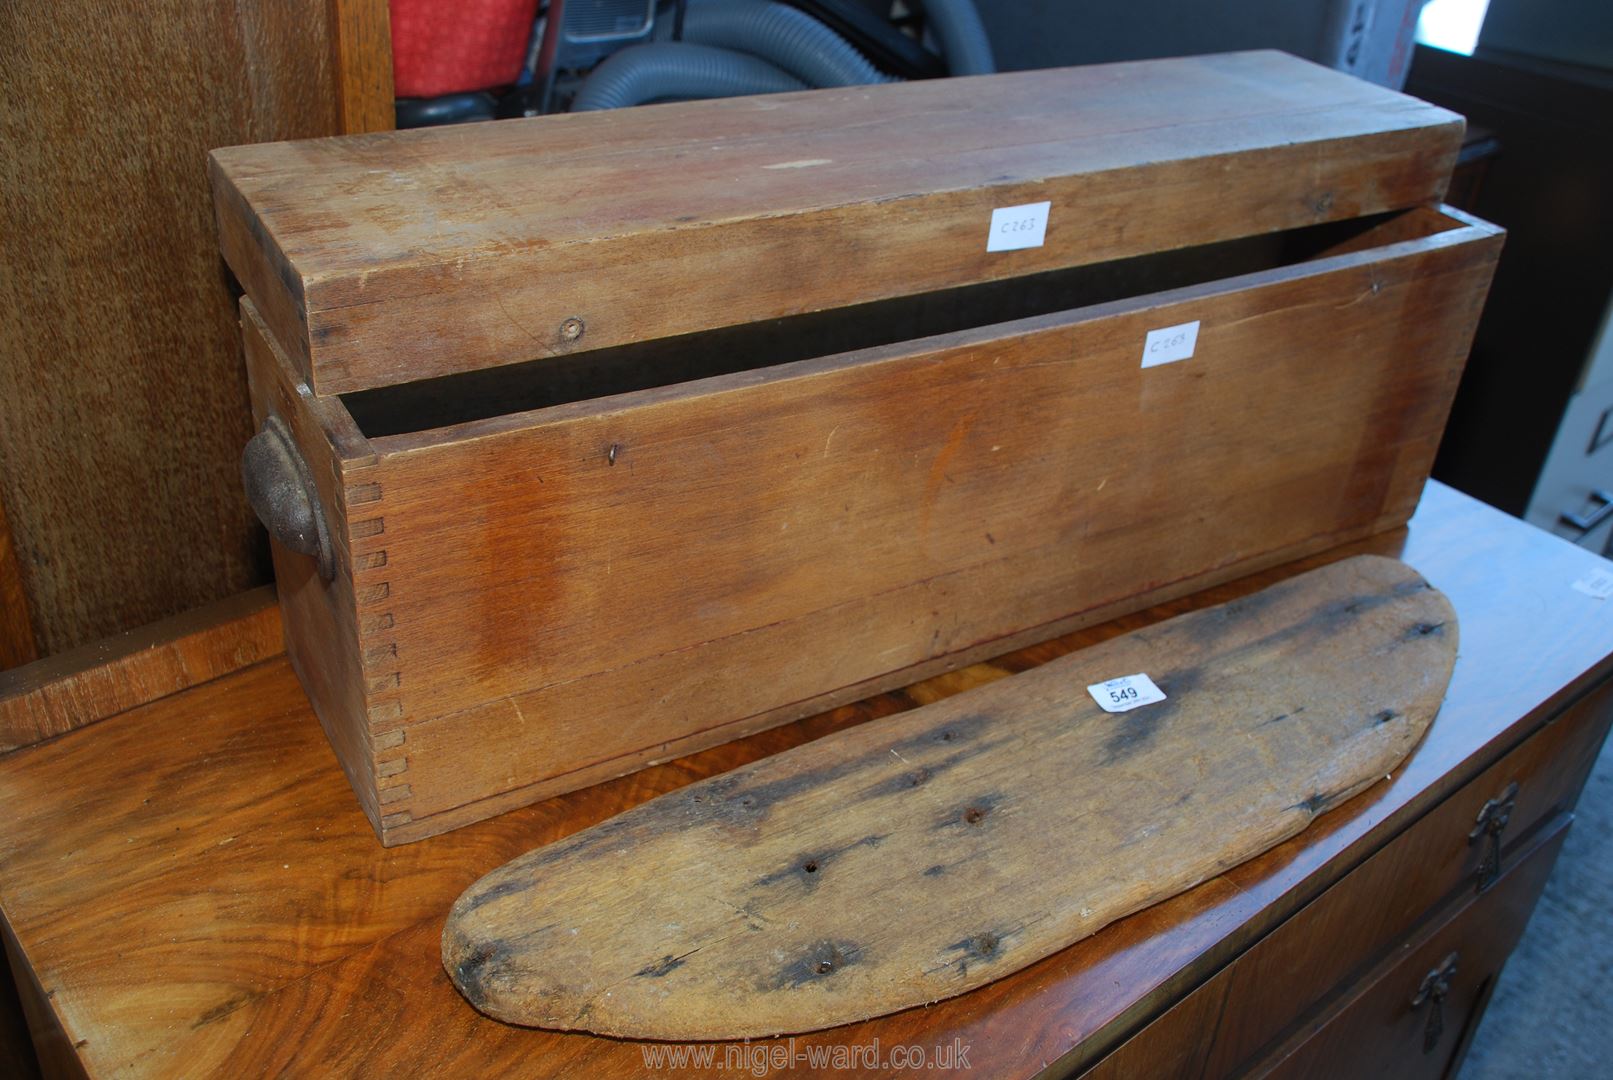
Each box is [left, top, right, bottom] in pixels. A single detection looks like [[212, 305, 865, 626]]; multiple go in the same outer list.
[[1081, 681, 1613, 1079], [1251, 814, 1569, 1079], [356, 212, 1501, 836]]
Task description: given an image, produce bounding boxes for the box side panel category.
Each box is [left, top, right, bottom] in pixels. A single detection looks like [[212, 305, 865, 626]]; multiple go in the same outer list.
[[362, 224, 1501, 838], [377, 525, 1393, 845], [241, 303, 398, 836]]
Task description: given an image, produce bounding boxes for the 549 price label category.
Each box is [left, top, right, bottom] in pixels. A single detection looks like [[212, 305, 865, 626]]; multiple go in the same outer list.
[[1086, 673, 1166, 714]]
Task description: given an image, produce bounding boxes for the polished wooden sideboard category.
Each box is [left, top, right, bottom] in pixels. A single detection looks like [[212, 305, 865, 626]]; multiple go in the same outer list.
[[1, 480, 1611, 1077]]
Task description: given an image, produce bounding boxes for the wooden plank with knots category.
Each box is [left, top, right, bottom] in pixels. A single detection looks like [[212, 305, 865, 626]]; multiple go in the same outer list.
[[443, 555, 1458, 1039]]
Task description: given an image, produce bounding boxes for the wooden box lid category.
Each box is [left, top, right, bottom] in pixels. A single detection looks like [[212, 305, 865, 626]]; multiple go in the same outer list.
[[209, 50, 1463, 397]]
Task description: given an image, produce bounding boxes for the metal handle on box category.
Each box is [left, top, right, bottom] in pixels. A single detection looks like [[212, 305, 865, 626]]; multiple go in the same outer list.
[[242, 415, 333, 581]]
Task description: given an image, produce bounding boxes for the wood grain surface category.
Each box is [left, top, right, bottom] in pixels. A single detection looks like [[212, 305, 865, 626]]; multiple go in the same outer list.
[[271, 206, 1498, 844], [0, 495, 37, 670], [210, 50, 1463, 394], [0, 586, 281, 754], [2, 484, 1613, 1078], [443, 556, 1458, 1039], [0, 0, 347, 657], [328, 0, 395, 135]]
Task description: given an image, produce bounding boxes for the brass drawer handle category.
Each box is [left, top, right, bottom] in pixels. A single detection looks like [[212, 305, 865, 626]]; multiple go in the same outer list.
[[1468, 782, 1519, 893], [1411, 951, 1460, 1054], [242, 415, 333, 580]]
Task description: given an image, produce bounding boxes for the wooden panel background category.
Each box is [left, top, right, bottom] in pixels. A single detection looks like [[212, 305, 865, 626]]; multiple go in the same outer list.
[[0, 499, 36, 669], [0, 586, 282, 754], [0, 0, 391, 659], [330, 0, 397, 135]]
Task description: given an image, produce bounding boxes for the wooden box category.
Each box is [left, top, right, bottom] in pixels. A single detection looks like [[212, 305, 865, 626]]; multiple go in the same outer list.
[[210, 51, 1502, 845]]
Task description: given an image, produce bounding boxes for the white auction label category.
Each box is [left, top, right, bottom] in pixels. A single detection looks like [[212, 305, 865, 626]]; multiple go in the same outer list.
[[1141, 320, 1201, 368], [1087, 673, 1167, 713], [1572, 567, 1613, 600], [986, 201, 1051, 252]]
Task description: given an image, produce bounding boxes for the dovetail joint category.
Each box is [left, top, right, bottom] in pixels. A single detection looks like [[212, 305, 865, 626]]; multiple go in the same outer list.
[[345, 481, 408, 811]]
